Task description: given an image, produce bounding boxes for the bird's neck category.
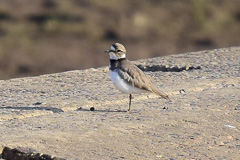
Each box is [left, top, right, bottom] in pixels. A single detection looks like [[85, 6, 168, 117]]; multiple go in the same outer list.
[[109, 58, 126, 71], [110, 58, 126, 62]]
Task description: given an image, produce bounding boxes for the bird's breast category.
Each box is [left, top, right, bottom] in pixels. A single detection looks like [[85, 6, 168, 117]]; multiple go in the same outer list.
[[109, 70, 145, 94]]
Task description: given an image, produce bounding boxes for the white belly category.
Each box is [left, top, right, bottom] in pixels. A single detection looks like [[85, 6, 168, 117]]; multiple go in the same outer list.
[[110, 70, 145, 94]]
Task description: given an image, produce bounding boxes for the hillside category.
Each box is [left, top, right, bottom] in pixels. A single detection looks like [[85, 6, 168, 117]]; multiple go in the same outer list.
[[0, 0, 240, 79]]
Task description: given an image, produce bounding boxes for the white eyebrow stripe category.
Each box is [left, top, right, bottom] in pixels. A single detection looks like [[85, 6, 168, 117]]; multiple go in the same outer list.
[[110, 46, 115, 51]]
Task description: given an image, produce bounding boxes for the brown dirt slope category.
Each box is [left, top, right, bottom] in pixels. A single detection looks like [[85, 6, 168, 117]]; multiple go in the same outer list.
[[0, 47, 240, 159]]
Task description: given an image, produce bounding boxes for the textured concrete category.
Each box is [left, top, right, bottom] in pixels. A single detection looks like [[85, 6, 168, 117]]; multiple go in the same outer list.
[[0, 47, 240, 159]]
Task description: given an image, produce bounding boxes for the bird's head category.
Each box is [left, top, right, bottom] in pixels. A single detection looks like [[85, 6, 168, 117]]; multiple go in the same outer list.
[[105, 43, 126, 60]]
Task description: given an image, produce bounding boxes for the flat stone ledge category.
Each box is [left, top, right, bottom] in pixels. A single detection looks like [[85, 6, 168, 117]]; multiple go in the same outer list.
[[0, 47, 240, 159]]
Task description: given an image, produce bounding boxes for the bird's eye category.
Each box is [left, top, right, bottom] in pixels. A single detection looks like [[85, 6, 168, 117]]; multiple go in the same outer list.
[[117, 50, 122, 52]]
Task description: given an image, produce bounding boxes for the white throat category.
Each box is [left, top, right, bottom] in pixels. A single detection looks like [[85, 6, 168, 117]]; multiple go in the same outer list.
[[109, 52, 126, 60]]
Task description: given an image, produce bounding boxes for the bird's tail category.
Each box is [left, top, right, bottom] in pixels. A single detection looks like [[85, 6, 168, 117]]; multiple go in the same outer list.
[[151, 86, 170, 100]]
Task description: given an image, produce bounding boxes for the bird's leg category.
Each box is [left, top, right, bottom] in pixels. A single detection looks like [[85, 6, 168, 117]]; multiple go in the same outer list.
[[128, 94, 132, 111]]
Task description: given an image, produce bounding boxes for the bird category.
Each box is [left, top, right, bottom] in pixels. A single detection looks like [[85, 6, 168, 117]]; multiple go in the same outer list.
[[105, 43, 170, 111]]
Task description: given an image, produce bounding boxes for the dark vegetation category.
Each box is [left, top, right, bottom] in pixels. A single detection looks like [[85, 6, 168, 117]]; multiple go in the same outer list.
[[0, 0, 239, 79]]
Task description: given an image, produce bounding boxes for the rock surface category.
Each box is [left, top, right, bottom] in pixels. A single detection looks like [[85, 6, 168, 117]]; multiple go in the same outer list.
[[0, 47, 239, 159]]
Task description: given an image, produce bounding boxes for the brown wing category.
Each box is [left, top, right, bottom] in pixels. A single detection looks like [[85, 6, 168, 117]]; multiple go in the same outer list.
[[118, 59, 169, 100]]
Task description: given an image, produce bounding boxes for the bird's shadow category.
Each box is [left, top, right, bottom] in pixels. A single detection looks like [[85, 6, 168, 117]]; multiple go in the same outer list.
[[0, 106, 64, 113], [76, 108, 128, 113], [0, 106, 130, 113]]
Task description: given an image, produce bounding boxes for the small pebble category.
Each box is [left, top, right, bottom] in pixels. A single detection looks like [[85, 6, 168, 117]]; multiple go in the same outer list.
[[224, 124, 236, 128], [163, 106, 168, 110], [33, 102, 42, 105], [218, 141, 225, 146], [234, 104, 240, 110], [179, 89, 185, 94], [90, 107, 95, 111]]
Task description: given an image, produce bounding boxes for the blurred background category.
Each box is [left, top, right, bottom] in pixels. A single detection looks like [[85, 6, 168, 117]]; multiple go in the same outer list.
[[0, 0, 239, 79]]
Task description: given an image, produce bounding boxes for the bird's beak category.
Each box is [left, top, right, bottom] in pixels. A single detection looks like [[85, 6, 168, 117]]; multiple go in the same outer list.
[[104, 50, 109, 53]]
